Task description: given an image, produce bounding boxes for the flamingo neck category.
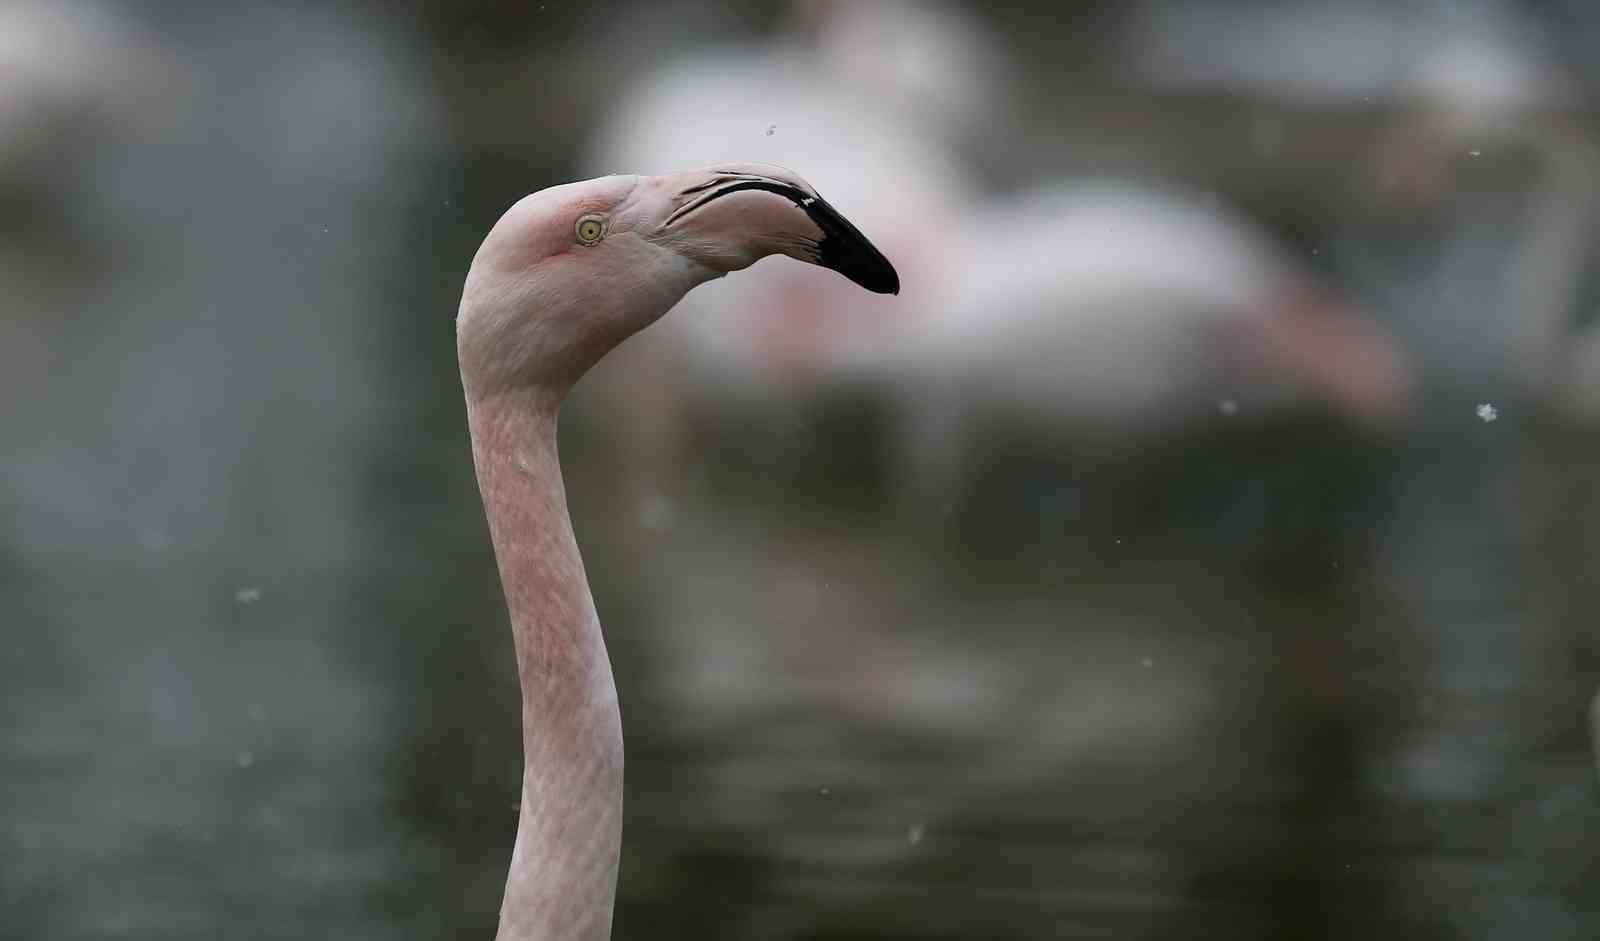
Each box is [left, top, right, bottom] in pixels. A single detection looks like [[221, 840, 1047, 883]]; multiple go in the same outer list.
[[465, 387, 623, 941]]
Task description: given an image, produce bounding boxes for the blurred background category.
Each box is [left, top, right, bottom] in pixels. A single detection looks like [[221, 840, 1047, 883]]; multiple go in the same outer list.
[[4, 0, 1600, 937]]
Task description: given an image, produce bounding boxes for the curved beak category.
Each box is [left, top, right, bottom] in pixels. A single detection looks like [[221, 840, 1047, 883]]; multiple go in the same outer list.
[[653, 164, 900, 295]]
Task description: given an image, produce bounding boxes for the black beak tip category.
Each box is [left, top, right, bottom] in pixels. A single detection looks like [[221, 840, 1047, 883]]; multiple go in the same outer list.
[[817, 232, 900, 296], [799, 192, 901, 296], [862, 259, 901, 296]]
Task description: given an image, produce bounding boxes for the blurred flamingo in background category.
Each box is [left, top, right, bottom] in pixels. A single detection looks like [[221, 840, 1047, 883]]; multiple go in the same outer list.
[[835, 180, 1411, 524]]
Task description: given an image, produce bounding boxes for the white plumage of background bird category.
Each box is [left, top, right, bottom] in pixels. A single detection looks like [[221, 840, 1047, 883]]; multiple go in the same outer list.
[[832, 180, 1410, 520]]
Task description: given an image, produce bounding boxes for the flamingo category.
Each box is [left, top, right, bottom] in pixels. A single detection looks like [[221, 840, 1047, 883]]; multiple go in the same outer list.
[[455, 164, 896, 940], [832, 180, 1412, 520]]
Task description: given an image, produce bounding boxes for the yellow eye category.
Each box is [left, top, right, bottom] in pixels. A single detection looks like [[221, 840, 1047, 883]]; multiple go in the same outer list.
[[576, 215, 605, 245]]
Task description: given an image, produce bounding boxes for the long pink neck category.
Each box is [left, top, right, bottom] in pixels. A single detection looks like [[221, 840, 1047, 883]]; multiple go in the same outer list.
[[466, 387, 623, 941]]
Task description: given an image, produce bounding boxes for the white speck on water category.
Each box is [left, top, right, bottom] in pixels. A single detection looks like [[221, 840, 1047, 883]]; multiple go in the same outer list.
[[1141, 657, 1154, 668], [766, 124, 776, 136], [907, 823, 925, 845], [235, 750, 255, 769], [247, 703, 267, 723], [235, 587, 261, 604], [1219, 399, 1239, 416], [818, 787, 831, 796], [1468, 149, 1482, 157], [1476, 403, 1498, 423]]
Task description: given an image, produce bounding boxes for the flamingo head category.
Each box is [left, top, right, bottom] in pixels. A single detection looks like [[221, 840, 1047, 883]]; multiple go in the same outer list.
[[457, 163, 898, 398]]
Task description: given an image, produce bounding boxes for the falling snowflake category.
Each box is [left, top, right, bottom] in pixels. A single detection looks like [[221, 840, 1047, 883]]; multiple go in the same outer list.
[[235, 587, 261, 604], [907, 823, 925, 845], [1475, 403, 1498, 423], [1218, 399, 1239, 416]]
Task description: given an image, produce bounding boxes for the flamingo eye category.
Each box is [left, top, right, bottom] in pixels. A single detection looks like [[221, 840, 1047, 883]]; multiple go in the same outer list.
[[575, 215, 606, 245]]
